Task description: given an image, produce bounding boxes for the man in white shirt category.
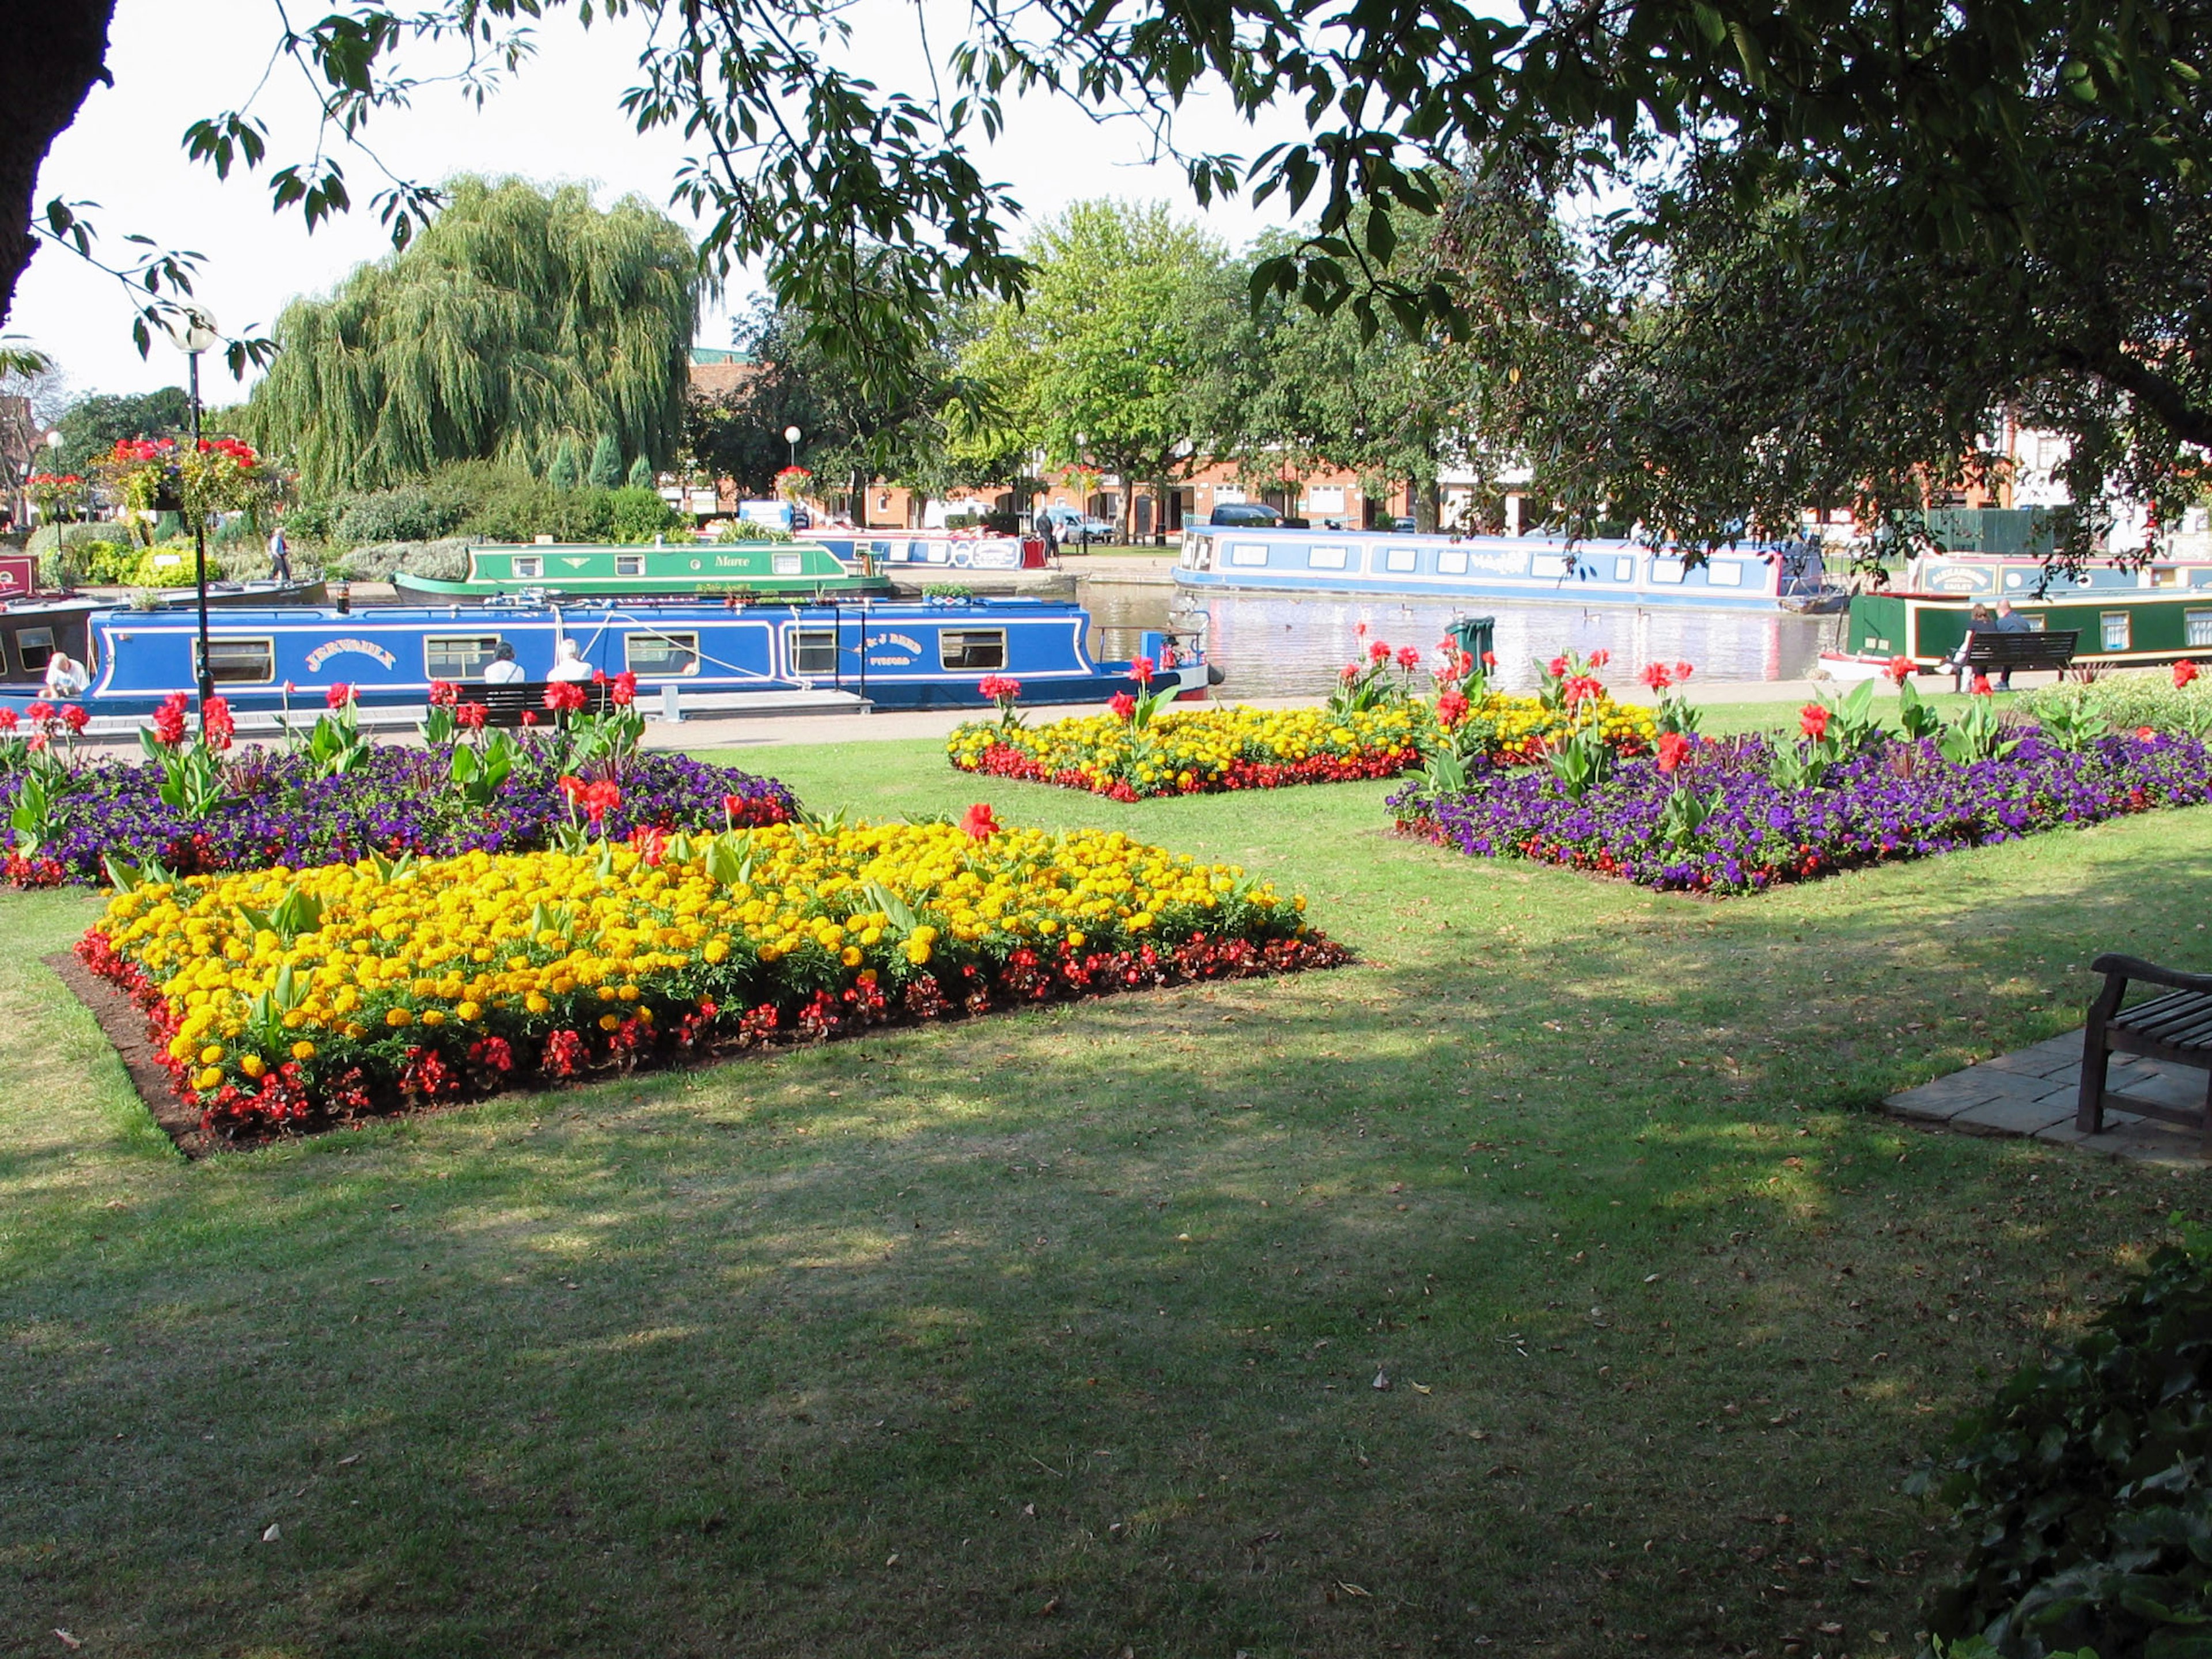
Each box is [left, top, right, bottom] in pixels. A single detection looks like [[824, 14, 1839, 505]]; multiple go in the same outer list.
[[482, 642, 527, 683], [43, 650, 90, 699], [547, 638, 594, 681]]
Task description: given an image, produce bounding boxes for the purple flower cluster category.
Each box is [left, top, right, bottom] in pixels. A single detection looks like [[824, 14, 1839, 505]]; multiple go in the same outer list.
[[1388, 729, 2212, 894], [0, 745, 799, 885]]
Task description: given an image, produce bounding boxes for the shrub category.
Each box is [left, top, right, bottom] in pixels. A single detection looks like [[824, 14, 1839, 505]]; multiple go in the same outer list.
[[2024, 671, 2212, 738], [334, 539, 474, 582], [334, 483, 472, 546], [607, 484, 681, 543], [461, 478, 616, 544], [1915, 1233, 2212, 1658]]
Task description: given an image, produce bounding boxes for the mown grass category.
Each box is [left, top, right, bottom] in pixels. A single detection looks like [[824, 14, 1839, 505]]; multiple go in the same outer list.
[[4, 710, 2209, 1658]]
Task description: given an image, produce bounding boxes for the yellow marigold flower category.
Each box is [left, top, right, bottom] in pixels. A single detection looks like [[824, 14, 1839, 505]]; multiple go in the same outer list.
[[456, 1001, 482, 1022], [194, 1066, 224, 1092], [291, 1040, 316, 1061], [599, 1013, 622, 1031], [239, 1054, 266, 1079], [420, 1009, 446, 1027], [199, 1044, 224, 1065], [385, 1007, 412, 1027]]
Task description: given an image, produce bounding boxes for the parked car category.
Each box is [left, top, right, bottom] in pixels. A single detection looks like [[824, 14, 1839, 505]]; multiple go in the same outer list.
[[1206, 502, 1284, 528], [1039, 505, 1116, 546]]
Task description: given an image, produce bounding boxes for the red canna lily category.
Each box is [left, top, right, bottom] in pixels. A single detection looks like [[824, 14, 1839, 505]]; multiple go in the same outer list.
[[1656, 731, 1691, 772], [2175, 660, 2200, 689], [1108, 691, 1137, 721], [961, 801, 999, 840], [1800, 702, 1831, 740], [1884, 655, 1916, 685]]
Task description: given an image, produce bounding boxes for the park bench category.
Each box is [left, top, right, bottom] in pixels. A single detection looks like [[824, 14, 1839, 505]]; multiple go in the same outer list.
[[451, 680, 615, 729], [2078, 955, 2212, 1152], [1955, 628, 2080, 683]]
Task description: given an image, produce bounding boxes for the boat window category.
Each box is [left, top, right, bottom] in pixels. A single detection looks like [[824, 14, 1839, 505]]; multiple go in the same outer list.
[[626, 631, 700, 677], [771, 552, 803, 576], [512, 556, 542, 579], [1650, 559, 1685, 584], [425, 635, 502, 680], [790, 628, 838, 675], [1707, 562, 1744, 587], [926, 544, 952, 564], [1532, 554, 1570, 578], [1306, 544, 1347, 570], [14, 627, 54, 673], [2101, 611, 2131, 652], [208, 637, 275, 684], [1384, 547, 1419, 574], [1228, 543, 1269, 567], [1437, 550, 1469, 576], [1613, 557, 1634, 581], [615, 555, 646, 577], [2004, 570, 2028, 588], [2188, 610, 2212, 649], [941, 628, 1006, 671], [2153, 567, 2180, 588]]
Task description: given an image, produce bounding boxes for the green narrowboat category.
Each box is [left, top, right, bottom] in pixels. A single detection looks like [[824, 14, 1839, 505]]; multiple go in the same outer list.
[[1821, 589, 2212, 679], [390, 540, 892, 601]]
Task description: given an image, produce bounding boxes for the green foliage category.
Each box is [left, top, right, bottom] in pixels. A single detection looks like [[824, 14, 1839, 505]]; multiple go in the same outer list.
[[957, 202, 1232, 540], [1938, 698, 2024, 765], [2025, 675, 2212, 741], [243, 178, 695, 495], [586, 433, 623, 490], [715, 517, 777, 543], [606, 486, 680, 544], [625, 454, 654, 491], [1918, 1233, 2212, 1658], [548, 438, 581, 493], [47, 388, 189, 475], [334, 482, 475, 546], [333, 539, 473, 583]]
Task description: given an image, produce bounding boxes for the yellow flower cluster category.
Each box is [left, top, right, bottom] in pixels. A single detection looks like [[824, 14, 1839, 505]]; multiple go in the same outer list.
[[94, 820, 1308, 1092], [1459, 692, 1658, 764], [949, 703, 1423, 797]]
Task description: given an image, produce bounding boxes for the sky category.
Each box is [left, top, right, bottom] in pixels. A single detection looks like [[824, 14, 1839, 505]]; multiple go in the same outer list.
[[12, 0, 1314, 404]]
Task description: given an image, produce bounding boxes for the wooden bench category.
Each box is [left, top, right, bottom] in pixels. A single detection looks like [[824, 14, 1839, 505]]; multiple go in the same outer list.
[[451, 680, 615, 729], [1953, 628, 2080, 685], [2078, 954, 2212, 1151]]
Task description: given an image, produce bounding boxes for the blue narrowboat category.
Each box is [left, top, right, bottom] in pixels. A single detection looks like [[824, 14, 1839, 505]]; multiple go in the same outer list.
[[10, 596, 1209, 718], [1175, 525, 1830, 612]]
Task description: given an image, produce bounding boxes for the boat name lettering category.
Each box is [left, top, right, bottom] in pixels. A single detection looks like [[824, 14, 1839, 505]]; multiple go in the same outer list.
[[1463, 549, 1530, 575], [305, 638, 399, 671], [866, 632, 923, 655]]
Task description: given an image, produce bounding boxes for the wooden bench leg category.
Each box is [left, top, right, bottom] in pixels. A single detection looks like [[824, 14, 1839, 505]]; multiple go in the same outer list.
[[2078, 1019, 2113, 1135]]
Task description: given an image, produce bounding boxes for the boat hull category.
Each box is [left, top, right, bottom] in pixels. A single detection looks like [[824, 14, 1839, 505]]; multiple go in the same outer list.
[[10, 597, 1205, 718], [392, 571, 891, 601], [1825, 588, 2212, 677], [1173, 527, 1827, 612]]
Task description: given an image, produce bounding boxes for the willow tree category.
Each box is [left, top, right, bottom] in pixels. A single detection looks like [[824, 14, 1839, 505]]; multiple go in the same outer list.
[[245, 177, 698, 495]]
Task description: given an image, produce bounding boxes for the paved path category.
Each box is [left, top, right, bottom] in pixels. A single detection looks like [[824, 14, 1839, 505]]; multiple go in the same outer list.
[[1884, 1033, 2206, 1164]]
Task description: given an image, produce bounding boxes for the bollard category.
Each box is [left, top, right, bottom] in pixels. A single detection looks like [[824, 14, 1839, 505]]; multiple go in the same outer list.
[[660, 682, 683, 724]]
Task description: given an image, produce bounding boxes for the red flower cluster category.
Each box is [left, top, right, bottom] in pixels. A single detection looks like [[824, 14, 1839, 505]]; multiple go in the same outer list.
[[151, 691, 189, 747], [544, 681, 588, 714], [1884, 655, 1917, 685], [1108, 691, 1137, 721], [2176, 660, 2200, 689], [965, 740, 1418, 800], [558, 774, 622, 823], [1436, 689, 1470, 728], [1800, 702, 1831, 740], [1132, 656, 1156, 685], [428, 680, 459, 707], [590, 668, 640, 706], [961, 802, 999, 841], [1656, 731, 1692, 772], [455, 701, 488, 730], [978, 674, 1022, 702], [325, 683, 354, 710]]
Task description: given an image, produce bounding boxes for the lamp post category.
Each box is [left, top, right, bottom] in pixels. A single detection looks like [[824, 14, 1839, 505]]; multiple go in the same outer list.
[[162, 305, 219, 722], [783, 425, 801, 470]]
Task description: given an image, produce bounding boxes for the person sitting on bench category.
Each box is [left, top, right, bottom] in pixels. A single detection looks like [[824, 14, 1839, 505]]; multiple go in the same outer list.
[[548, 638, 594, 682], [482, 641, 526, 684], [1948, 604, 1996, 691], [1990, 600, 2033, 689]]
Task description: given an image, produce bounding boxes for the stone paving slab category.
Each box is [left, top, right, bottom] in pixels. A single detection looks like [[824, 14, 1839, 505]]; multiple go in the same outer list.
[[1882, 1029, 2206, 1164]]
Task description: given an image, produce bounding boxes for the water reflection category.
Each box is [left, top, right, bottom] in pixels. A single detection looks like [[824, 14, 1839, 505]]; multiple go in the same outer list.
[[1077, 579, 1846, 696]]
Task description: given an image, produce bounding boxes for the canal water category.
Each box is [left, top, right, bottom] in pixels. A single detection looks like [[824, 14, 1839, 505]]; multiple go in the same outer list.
[[1075, 577, 1849, 698]]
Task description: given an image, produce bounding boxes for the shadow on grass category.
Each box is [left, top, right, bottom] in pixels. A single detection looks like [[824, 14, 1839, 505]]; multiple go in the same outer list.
[[3, 803, 2210, 1657]]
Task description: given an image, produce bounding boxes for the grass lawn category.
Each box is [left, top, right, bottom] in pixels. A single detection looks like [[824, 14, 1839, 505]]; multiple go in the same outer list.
[[6, 708, 2210, 1657]]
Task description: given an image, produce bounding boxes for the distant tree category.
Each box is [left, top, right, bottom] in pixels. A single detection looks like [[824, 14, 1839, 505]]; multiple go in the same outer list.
[[586, 431, 623, 490], [548, 438, 580, 493], [243, 177, 696, 497], [963, 202, 1232, 542], [47, 386, 191, 475], [689, 293, 972, 512], [625, 454, 654, 491]]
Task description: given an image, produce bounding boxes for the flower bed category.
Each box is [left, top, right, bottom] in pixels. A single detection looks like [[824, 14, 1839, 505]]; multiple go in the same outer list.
[[948, 703, 1426, 799], [80, 817, 1346, 1138], [2, 745, 796, 886], [1391, 728, 2212, 894]]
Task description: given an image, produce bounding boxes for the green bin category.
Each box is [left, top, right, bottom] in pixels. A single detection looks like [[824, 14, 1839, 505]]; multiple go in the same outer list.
[[1446, 615, 1497, 665]]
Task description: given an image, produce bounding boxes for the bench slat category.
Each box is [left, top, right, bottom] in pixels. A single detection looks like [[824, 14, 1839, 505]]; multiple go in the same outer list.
[[2116, 994, 2212, 1044]]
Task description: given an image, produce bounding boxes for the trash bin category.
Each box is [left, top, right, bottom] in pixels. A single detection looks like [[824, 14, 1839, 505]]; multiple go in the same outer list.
[[1446, 615, 1495, 665]]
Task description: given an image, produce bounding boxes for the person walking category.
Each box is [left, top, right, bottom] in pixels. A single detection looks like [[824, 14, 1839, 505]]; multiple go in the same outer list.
[[266, 521, 293, 584]]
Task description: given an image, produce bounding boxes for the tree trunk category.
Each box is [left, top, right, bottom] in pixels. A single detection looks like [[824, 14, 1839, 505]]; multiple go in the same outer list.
[[1413, 474, 1441, 534], [0, 1, 118, 331]]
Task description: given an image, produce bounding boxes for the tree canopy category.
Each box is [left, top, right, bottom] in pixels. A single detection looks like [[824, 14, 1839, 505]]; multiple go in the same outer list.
[[242, 177, 698, 497]]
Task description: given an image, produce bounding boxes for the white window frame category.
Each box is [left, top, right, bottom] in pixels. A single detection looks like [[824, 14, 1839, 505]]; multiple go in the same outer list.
[[207, 637, 276, 685], [1706, 562, 1744, 588], [425, 635, 502, 681], [1384, 547, 1419, 574], [940, 628, 1007, 671], [771, 552, 803, 576], [14, 626, 55, 673], [512, 556, 543, 579], [789, 628, 839, 675], [2101, 611, 2131, 652], [1306, 544, 1347, 570], [625, 631, 702, 678], [1228, 543, 1269, 567], [614, 554, 646, 577], [2187, 609, 2212, 649], [1437, 550, 1469, 576]]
